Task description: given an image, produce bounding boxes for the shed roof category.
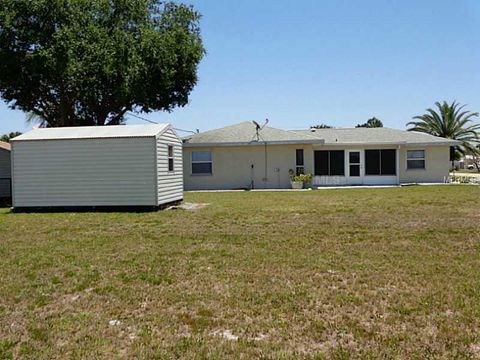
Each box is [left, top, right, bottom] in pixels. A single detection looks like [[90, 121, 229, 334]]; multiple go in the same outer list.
[[12, 124, 170, 141], [183, 121, 322, 146], [0, 141, 11, 151], [294, 127, 460, 145]]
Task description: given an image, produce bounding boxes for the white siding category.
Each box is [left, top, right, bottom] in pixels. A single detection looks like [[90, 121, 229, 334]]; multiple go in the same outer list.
[[0, 149, 11, 197], [156, 128, 183, 205], [12, 138, 156, 207]]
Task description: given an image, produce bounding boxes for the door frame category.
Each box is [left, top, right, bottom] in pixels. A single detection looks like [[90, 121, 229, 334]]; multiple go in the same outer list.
[[347, 149, 363, 185]]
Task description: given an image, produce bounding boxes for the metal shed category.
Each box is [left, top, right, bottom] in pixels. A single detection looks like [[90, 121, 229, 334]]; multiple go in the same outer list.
[[0, 141, 11, 198], [10, 124, 183, 210]]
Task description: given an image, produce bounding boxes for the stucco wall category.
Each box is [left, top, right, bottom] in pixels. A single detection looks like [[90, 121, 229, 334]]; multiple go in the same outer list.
[[399, 145, 450, 183], [183, 144, 313, 190], [183, 144, 451, 190]]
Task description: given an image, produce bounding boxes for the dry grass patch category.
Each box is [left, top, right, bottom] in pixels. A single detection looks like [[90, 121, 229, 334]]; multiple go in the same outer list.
[[0, 185, 479, 358]]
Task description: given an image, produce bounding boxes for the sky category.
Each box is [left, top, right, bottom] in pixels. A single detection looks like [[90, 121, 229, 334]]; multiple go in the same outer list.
[[1, 0, 479, 135]]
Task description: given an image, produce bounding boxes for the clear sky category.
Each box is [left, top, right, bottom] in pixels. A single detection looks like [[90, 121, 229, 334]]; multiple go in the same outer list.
[[1, 0, 479, 135]]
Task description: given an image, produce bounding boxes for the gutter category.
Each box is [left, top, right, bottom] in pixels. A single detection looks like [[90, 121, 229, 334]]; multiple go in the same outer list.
[[183, 139, 325, 147]]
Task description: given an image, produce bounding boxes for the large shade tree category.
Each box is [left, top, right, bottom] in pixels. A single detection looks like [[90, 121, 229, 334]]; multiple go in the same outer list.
[[356, 117, 383, 128], [0, 0, 204, 127], [407, 101, 480, 157]]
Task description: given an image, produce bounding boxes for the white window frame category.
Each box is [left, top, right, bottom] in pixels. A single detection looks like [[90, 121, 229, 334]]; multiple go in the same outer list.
[[406, 149, 426, 170], [167, 145, 174, 172], [191, 151, 213, 175]]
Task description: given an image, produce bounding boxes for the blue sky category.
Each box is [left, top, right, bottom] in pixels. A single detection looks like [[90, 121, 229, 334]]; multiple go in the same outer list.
[[1, 0, 479, 135]]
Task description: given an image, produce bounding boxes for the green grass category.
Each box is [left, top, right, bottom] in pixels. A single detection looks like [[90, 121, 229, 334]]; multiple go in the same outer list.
[[1, 186, 480, 359]]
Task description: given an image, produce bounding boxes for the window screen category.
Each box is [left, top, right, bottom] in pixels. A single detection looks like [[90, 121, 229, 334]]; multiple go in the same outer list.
[[365, 150, 380, 175], [380, 149, 396, 175], [365, 149, 396, 175], [329, 151, 345, 175], [314, 151, 329, 176], [314, 150, 344, 176]]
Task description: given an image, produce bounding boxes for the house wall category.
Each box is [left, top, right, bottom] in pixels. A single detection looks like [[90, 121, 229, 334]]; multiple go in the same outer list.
[[12, 138, 157, 207], [156, 128, 184, 205], [183, 144, 314, 190], [0, 148, 11, 197], [183, 144, 451, 190], [399, 145, 450, 183]]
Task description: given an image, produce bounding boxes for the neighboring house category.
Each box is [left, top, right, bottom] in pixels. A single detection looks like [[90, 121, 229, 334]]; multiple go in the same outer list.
[[0, 141, 11, 198], [183, 122, 459, 190], [10, 124, 183, 210]]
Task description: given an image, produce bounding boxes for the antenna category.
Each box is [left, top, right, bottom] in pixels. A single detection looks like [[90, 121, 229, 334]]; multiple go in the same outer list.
[[252, 119, 269, 141]]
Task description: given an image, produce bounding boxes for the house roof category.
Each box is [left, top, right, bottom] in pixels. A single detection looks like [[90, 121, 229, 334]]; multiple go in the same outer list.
[[11, 124, 170, 141], [294, 127, 460, 146], [183, 121, 323, 146], [0, 141, 11, 151], [184, 122, 460, 147]]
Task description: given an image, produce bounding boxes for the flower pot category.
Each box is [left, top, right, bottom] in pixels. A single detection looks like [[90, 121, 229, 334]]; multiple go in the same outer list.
[[291, 181, 303, 189]]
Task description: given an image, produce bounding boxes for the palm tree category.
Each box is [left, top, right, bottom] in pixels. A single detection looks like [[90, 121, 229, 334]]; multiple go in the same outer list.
[[407, 101, 480, 158]]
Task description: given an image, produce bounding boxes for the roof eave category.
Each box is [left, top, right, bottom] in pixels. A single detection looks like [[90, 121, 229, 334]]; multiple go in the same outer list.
[[183, 139, 324, 147], [316, 141, 459, 146]]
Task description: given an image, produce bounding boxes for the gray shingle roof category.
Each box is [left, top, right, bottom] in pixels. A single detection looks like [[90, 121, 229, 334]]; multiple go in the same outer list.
[[294, 127, 460, 145], [184, 122, 460, 146], [12, 124, 169, 141], [184, 121, 322, 146]]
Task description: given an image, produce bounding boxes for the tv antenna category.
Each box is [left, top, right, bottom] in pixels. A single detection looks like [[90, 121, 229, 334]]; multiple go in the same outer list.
[[252, 118, 269, 141]]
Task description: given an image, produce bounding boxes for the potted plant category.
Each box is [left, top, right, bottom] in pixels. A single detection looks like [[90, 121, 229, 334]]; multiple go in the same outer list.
[[289, 169, 313, 189]]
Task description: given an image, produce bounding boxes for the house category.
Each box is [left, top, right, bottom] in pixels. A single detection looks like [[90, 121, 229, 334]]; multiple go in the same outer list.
[[183, 122, 459, 190], [11, 124, 183, 210], [0, 141, 11, 198]]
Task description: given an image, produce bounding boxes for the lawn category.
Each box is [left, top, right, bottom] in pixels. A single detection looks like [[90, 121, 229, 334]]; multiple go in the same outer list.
[[1, 186, 480, 359]]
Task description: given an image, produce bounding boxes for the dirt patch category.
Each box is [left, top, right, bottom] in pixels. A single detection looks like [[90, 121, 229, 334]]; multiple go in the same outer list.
[[166, 202, 210, 211]]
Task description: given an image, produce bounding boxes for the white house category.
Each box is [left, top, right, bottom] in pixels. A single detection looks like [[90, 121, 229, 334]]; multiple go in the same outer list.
[[0, 141, 11, 198], [11, 124, 183, 210], [183, 122, 459, 190]]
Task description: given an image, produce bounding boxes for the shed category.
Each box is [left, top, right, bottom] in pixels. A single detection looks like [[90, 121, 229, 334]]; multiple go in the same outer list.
[[0, 141, 11, 198], [11, 124, 183, 210]]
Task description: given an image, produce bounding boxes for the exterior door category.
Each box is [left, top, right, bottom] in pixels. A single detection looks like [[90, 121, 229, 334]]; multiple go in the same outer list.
[[347, 150, 363, 185]]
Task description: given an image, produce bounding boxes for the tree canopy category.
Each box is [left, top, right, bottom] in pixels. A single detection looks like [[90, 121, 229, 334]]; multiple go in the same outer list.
[[0, 0, 205, 127], [310, 124, 332, 129], [0, 131, 22, 142], [356, 117, 383, 128], [407, 101, 479, 157]]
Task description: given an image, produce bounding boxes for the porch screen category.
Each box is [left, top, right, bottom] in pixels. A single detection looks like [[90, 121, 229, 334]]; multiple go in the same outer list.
[[314, 150, 345, 176], [365, 149, 396, 175]]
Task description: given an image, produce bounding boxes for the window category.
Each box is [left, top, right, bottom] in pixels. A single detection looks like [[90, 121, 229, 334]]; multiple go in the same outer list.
[[168, 145, 174, 172], [314, 150, 345, 176], [295, 149, 304, 175], [191, 151, 212, 174], [365, 149, 396, 175], [407, 150, 425, 169]]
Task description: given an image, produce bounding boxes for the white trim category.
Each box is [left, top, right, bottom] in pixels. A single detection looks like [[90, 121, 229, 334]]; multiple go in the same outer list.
[[167, 144, 175, 172], [346, 150, 363, 185]]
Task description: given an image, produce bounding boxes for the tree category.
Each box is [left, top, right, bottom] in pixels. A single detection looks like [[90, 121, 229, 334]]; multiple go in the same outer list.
[[0, 0, 205, 127], [407, 101, 480, 159], [356, 117, 383, 128], [0, 131, 22, 142], [310, 124, 332, 129]]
